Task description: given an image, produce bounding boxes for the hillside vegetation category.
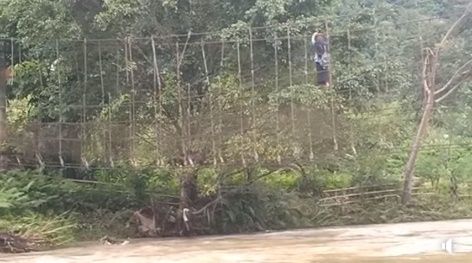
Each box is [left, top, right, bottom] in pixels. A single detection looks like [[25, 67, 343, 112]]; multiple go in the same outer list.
[[0, 0, 471, 251]]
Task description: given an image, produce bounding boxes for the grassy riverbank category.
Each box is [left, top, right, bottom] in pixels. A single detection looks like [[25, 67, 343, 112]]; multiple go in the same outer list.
[[1, 166, 471, 251]]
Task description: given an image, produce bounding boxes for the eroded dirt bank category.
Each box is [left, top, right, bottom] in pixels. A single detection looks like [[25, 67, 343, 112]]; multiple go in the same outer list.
[[2, 219, 472, 263]]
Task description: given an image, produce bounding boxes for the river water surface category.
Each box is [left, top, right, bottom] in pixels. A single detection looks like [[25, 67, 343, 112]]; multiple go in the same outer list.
[[1, 219, 472, 262]]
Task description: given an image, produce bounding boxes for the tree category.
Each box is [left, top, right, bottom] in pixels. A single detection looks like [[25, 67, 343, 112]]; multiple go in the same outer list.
[[0, 40, 14, 151], [0, 64, 9, 144], [401, 3, 472, 204]]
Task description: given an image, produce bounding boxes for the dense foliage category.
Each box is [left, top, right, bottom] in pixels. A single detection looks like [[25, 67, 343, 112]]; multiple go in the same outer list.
[[0, 0, 471, 247]]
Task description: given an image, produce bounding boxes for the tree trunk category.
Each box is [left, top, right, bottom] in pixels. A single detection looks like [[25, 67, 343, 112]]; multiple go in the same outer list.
[[0, 68, 7, 145], [401, 89, 434, 204]]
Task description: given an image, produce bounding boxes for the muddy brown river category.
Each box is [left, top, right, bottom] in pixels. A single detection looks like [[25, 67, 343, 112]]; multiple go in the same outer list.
[[2, 219, 472, 262]]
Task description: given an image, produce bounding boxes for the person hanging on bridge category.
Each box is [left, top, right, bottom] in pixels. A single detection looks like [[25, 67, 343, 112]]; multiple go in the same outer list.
[[311, 32, 330, 87]]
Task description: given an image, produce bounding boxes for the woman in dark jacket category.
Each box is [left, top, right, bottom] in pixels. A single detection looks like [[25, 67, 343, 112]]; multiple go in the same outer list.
[[311, 32, 330, 86]]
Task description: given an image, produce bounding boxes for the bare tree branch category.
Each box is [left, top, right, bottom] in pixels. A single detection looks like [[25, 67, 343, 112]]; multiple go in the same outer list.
[[191, 196, 222, 215], [435, 79, 470, 103], [434, 58, 472, 96], [437, 3, 472, 51], [422, 50, 431, 87]]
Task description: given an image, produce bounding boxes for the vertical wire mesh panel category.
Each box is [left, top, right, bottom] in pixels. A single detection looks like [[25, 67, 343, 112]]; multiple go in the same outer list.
[[2, 18, 452, 172]]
